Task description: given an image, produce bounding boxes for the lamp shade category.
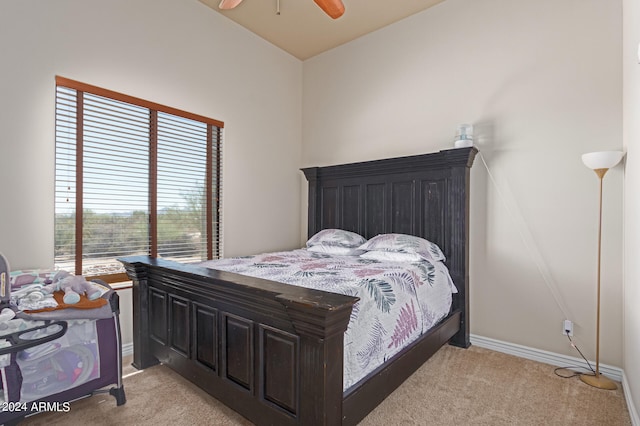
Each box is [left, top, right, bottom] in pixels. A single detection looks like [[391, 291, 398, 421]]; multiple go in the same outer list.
[[582, 151, 625, 170]]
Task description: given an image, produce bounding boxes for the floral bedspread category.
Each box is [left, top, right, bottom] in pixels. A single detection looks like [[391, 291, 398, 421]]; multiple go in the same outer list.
[[198, 249, 457, 390]]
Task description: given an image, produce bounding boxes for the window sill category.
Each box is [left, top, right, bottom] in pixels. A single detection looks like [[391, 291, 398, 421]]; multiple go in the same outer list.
[[111, 281, 133, 291]]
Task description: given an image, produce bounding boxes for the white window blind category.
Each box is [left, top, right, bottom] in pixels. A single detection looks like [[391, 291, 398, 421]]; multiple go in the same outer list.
[[157, 112, 207, 261], [54, 77, 223, 282]]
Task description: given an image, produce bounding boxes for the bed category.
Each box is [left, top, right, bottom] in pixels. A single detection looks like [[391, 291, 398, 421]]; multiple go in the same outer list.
[[119, 146, 477, 426]]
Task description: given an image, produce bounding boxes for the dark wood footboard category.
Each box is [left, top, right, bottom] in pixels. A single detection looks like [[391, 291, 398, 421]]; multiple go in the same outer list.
[[120, 255, 358, 425]]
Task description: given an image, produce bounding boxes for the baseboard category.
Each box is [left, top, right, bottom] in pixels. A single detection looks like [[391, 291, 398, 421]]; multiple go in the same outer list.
[[470, 335, 640, 424], [121, 342, 133, 357], [470, 334, 623, 382], [623, 371, 640, 426]]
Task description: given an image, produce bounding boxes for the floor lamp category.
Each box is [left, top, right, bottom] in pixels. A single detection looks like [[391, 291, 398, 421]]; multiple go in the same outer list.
[[580, 150, 624, 390]]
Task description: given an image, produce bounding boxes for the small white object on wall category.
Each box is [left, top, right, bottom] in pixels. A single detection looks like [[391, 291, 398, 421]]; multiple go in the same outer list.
[[454, 123, 473, 148]]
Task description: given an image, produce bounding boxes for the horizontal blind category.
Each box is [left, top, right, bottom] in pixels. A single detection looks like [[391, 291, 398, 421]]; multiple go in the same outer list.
[[54, 87, 77, 271], [54, 77, 223, 281], [157, 112, 208, 263], [82, 93, 150, 276], [211, 125, 222, 261]]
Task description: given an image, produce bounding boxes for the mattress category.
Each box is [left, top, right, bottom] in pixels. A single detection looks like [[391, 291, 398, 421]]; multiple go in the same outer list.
[[198, 248, 456, 390]]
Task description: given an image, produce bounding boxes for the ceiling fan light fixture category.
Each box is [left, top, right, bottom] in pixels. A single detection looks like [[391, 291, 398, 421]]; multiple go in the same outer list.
[[218, 0, 345, 19], [314, 0, 345, 19], [219, 0, 244, 10]]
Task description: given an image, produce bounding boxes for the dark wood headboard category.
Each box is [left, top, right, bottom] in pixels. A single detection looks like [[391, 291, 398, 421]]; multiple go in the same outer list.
[[301, 147, 477, 347]]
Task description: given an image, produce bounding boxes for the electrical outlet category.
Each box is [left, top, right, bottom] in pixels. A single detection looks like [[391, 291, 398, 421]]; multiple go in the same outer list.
[[563, 319, 573, 336]]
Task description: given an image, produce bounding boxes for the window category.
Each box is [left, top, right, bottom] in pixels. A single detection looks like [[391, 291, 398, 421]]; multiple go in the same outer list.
[[55, 76, 223, 283]]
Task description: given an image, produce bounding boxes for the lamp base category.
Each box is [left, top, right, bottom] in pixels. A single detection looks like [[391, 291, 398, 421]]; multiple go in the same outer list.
[[580, 373, 617, 390]]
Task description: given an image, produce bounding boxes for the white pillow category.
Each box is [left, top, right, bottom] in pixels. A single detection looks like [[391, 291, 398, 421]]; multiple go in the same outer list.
[[306, 229, 367, 249], [359, 250, 425, 262], [357, 233, 445, 262]]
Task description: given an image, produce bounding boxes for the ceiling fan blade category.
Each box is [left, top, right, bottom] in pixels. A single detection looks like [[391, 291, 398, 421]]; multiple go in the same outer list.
[[219, 0, 244, 10], [314, 0, 345, 19]]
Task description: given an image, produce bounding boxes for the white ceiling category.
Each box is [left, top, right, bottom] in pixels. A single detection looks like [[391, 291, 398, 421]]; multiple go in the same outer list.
[[199, 0, 446, 60]]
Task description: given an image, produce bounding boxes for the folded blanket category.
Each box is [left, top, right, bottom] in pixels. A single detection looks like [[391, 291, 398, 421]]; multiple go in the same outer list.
[[16, 294, 58, 311]]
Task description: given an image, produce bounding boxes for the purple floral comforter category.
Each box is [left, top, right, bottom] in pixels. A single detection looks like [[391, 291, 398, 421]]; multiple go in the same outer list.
[[198, 249, 457, 390]]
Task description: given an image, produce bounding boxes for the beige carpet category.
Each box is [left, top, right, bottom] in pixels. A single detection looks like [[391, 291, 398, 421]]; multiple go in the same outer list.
[[20, 345, 632, 425]]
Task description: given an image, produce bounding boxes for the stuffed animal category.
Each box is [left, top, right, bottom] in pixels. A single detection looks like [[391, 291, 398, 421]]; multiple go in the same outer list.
[[42, 271, 101, 304]]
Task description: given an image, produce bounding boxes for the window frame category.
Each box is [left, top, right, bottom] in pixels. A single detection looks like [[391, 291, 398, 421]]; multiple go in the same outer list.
[[55, 76, 223, 283]]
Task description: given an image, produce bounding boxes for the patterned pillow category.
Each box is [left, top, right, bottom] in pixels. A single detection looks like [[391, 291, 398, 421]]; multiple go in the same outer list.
[[357, 233, 445, 262], [306, 229, 367, 249]]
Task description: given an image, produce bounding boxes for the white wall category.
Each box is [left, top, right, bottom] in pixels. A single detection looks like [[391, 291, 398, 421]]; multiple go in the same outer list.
[[303, 0, 624, 366], [0, 0, 303, 268], [623, 0, 640, 420]]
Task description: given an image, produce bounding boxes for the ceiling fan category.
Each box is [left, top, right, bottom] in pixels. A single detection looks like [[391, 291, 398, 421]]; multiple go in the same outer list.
[[218, 0, 345, 19]]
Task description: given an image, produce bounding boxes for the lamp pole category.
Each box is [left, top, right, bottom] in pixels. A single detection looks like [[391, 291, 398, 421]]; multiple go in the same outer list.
[[580, 167, 617, 390]]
